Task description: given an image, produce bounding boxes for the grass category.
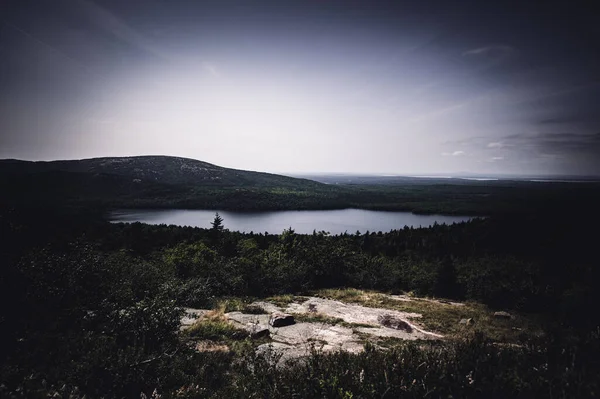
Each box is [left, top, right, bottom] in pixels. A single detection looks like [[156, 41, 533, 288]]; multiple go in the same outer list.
[[293, 312, 376, 329], [315, 288, 364, 302], [242, 304, 268, 314], [211, 297, 253, 313], [265, 294, 295, 307], [313, 288, 542, 343], [265, 294, 309, 308], [208, 297, 268, 314], [184, 319, 249, 341], [182, 300, 275, 349], [353, 332, 413, 349], [184, 300, 251, 342], [293, 312, 345, 325]]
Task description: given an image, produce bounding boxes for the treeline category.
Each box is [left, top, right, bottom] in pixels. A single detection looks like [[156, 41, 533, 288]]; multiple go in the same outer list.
[[1, 206, 599, 397], [4, 167, 600, 215]]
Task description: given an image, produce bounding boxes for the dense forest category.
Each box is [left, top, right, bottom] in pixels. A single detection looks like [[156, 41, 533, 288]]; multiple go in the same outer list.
[[3, 156, 600, 215], [1, 205, 599, 397]]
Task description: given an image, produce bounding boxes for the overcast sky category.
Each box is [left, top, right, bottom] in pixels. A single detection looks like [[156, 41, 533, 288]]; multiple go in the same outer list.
[[1, 0, 599, 176]]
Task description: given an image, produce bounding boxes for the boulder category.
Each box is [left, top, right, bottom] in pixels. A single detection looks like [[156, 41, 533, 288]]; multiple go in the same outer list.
[[269, 313, 295, 327], [459, 318, 474, 325], [493, 311, 512, 319], [377, 314, 413, 332], [249, 326, 270, 339]]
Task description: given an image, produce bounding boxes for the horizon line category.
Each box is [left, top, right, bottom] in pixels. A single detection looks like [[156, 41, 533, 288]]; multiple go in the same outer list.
[[2, 155, 600, 180]]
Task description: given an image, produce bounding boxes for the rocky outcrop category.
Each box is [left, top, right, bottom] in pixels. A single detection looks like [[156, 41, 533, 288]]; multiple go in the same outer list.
[[181, 296, 446, 364]]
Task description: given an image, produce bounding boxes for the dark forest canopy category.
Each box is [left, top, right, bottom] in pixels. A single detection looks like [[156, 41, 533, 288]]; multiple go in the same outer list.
[[1, 205, 599, 397]]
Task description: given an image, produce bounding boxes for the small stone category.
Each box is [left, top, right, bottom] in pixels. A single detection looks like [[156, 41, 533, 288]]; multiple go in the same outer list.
[[377, 314, 413, 332], [269, 313, 295, 327], [459, 318, 474, 325], [494, 311, 512, 319]]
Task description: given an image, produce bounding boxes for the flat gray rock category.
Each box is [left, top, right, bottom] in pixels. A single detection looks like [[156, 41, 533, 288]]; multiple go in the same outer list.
[[226, 312, 270, 326]]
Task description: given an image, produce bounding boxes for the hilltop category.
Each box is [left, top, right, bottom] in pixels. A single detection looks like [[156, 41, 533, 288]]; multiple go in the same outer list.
[[0, 156, 325, 189]]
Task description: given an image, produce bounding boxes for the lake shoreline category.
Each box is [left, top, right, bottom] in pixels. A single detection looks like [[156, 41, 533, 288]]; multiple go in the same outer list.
[[109, 208, 476, 235]]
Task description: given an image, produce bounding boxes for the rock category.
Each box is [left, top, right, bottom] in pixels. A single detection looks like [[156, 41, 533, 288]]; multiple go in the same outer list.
[[269, 313, 295, 327], [494, 311, 512, 319], [180, 308, 210, 330], [271, 323, 354, 346], [377, 314, 413, 332], [459, 318, 474, 325], [250, 326, 270, 339], [225, 312, 271, 337], [255, 342, 305, 365], [226, 312, 270, 326]]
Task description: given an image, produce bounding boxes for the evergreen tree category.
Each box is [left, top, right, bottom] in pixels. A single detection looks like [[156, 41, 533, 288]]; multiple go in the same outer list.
[[211, 212, 224, 232]]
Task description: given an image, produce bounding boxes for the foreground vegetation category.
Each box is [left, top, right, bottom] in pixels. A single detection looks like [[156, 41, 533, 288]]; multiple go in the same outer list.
[[1, 205, 599, 397]]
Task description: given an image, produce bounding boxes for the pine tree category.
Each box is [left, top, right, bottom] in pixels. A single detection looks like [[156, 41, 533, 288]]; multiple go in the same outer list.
[[211, 212, 224, 232]]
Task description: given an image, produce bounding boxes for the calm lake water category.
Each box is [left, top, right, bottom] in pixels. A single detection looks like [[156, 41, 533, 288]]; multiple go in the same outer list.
[[110, 209, 474, 234]]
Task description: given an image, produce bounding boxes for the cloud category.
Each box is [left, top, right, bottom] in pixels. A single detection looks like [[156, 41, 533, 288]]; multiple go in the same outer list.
[[537, 108, 600, 129], [462, 45, 515, 70], [538, 117, 578, 125], [462, 45, 514, 57], [487, 142, 504, 148], [495, 131, 600, 160], [442, 150, 465, 156], [491, 156, 504, 161], [409, 102, 467, 123], [75, 0, 169, 61]]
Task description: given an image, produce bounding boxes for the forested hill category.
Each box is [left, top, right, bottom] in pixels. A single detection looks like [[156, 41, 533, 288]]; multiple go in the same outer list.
[[3, 156, 600, 214], [0, 156, 324, 189], [0, 156, 352, 210]]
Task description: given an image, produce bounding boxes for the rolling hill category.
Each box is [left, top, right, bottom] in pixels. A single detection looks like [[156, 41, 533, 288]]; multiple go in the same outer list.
[[0, 156, 346, 210], [0, 156, 325, 188]]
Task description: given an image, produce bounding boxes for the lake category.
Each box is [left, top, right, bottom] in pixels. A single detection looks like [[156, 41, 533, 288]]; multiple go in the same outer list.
[[109, 209, 474, 234]]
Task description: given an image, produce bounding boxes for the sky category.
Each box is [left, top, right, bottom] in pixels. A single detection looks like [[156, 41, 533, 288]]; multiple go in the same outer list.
[[1, 0, 599, 176]]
